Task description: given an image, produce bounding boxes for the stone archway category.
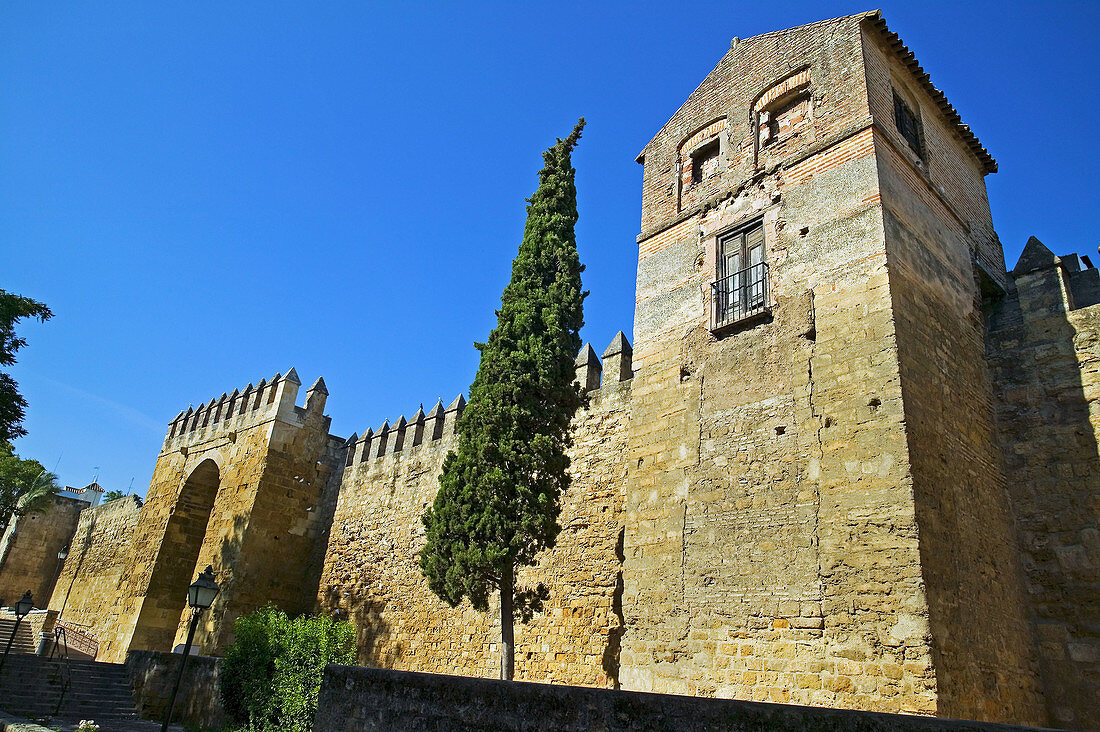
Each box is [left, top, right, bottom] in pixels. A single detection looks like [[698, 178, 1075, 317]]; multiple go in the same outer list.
[[129, 459, 220, 651]]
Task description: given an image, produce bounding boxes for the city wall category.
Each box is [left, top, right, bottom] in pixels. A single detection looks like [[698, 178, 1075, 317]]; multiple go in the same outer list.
[[317, 334, 633, 687], [988, 241, 1100, 730], [8, 11, 1097, 730], [0, 494, 87, 607]]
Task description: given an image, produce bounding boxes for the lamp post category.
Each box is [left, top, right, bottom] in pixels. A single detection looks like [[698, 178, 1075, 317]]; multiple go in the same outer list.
[[0, 591, 34, 676], [161, 566, 219, 732], [48, 544, 70, 617]]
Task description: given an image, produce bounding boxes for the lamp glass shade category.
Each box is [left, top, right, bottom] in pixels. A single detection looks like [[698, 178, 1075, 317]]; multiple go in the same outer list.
[[187, 566, 219, 609], [58, 547, 69, 561], [14, 591, 33, 618]]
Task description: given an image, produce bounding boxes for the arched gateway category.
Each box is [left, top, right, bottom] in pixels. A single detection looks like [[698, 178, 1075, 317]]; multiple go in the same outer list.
[[48, 371, 345, 662], [129, 459, 219, 652]]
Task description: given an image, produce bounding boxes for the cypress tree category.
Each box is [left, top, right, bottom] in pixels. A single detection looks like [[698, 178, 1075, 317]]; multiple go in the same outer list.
[[420, 119, 587, 680]]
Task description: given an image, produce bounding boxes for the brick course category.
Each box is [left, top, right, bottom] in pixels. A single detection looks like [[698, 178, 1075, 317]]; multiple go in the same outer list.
[[16, 12, 1098, 730]]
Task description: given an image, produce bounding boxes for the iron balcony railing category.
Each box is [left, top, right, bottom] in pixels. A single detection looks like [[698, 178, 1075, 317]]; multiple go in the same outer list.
[[711, 262, 769, 330]]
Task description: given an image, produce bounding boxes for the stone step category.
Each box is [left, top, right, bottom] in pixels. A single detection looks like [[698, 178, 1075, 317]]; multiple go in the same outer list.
[[8, 705, 141, 716], [0, 618, 42, 656], [0, 655, 140, 721], [0, 688, 136, 703]]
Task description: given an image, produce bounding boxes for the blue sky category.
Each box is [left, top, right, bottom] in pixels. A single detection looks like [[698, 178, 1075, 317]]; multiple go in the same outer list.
[[2, 2, 1097, 495]]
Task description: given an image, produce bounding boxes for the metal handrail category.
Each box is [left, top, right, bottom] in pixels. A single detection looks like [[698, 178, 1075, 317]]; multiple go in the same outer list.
[[711, 262, 770, 329], [49, 625, 68, 661], [48, 625, 72, 716], [55, 619, 99, 659]]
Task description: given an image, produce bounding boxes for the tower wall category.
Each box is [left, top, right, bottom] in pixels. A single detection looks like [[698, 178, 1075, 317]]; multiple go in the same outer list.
[[860, 23, 1045, 725], [0, 494, 87, 608], [621, 11, 1048, 725], [623, 13, 939, 713], [48, 495, 142, 660]]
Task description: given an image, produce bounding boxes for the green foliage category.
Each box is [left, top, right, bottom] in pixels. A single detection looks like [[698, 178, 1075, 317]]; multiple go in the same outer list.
[[0, 289, 53, 444], [420, 120, 587, 624], [101, 489, 125, 503], [0, 441, 60, 532], [218, 605, 355, 732]]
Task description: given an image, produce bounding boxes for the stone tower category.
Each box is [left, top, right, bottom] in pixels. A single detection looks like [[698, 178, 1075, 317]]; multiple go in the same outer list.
[[51, 370, 344, 661], [32, 11, 1100, 728], [621, 10, 1044, 724]]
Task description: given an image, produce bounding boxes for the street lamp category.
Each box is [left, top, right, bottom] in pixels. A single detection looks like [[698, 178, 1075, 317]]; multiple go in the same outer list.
[[162, 566, 219, 732], [0, 591, 34, 676]]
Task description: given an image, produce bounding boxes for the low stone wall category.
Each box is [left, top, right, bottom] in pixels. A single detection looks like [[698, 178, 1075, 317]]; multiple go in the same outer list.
[[313, 664, 1050, 731], [125, 650, 228, 730]]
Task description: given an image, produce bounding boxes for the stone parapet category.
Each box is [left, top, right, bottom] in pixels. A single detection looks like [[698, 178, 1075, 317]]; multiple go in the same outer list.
[[313, 664, 1049, 732], [126, 650, 227, 730]]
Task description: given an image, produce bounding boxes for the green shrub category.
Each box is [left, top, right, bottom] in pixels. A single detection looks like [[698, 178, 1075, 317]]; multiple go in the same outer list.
[[218, 605, 355, 731]]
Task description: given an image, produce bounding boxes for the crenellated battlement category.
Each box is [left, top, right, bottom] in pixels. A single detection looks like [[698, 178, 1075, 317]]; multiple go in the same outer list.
[[575, 331, 634, 392], [162, 367, 328, 453], [343, 394, 467, 467], [342, 332, 634, 469], [41, 13, 1100, 721]]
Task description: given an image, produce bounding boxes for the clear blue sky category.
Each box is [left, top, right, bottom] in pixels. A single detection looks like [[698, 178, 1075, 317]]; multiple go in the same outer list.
[[3, 2, 1097, 495]]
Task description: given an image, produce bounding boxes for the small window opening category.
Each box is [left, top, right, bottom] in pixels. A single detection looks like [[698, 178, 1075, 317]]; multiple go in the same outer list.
[[893, 91, 924, 159], [760, 90, 811, 148], [691, 139, 720, 185]]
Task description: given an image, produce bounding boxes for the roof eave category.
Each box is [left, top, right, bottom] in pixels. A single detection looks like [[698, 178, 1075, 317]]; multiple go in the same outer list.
[[863, 11, 997, 175]]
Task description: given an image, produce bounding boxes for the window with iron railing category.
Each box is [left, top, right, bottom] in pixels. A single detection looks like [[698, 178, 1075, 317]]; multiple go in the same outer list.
[[711, 221, 769, 330]]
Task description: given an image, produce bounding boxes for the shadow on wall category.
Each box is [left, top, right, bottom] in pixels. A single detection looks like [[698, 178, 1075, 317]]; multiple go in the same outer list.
[[319, 584, 399, 668], [134, 459, 220, 655], [203, 512, 249, 652], [54, 511, 98, 618], [988, 241, 1100, 729], [601, 527, 625, 690]]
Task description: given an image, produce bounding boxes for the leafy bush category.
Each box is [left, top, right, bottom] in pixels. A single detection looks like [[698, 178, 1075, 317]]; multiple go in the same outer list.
[[218, 605, 355, 731]]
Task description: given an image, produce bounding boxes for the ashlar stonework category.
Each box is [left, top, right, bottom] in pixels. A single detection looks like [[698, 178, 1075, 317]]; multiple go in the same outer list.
[[25, 10, 1100, 731]]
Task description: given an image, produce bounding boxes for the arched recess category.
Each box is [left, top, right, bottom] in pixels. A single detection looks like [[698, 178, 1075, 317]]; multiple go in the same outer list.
[[130, 459, 220, 651]]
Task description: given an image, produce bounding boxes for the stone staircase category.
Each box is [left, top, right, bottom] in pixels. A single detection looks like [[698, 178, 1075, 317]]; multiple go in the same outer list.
[[0, 654, 158, 729], [0, 616, 38, 655]]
